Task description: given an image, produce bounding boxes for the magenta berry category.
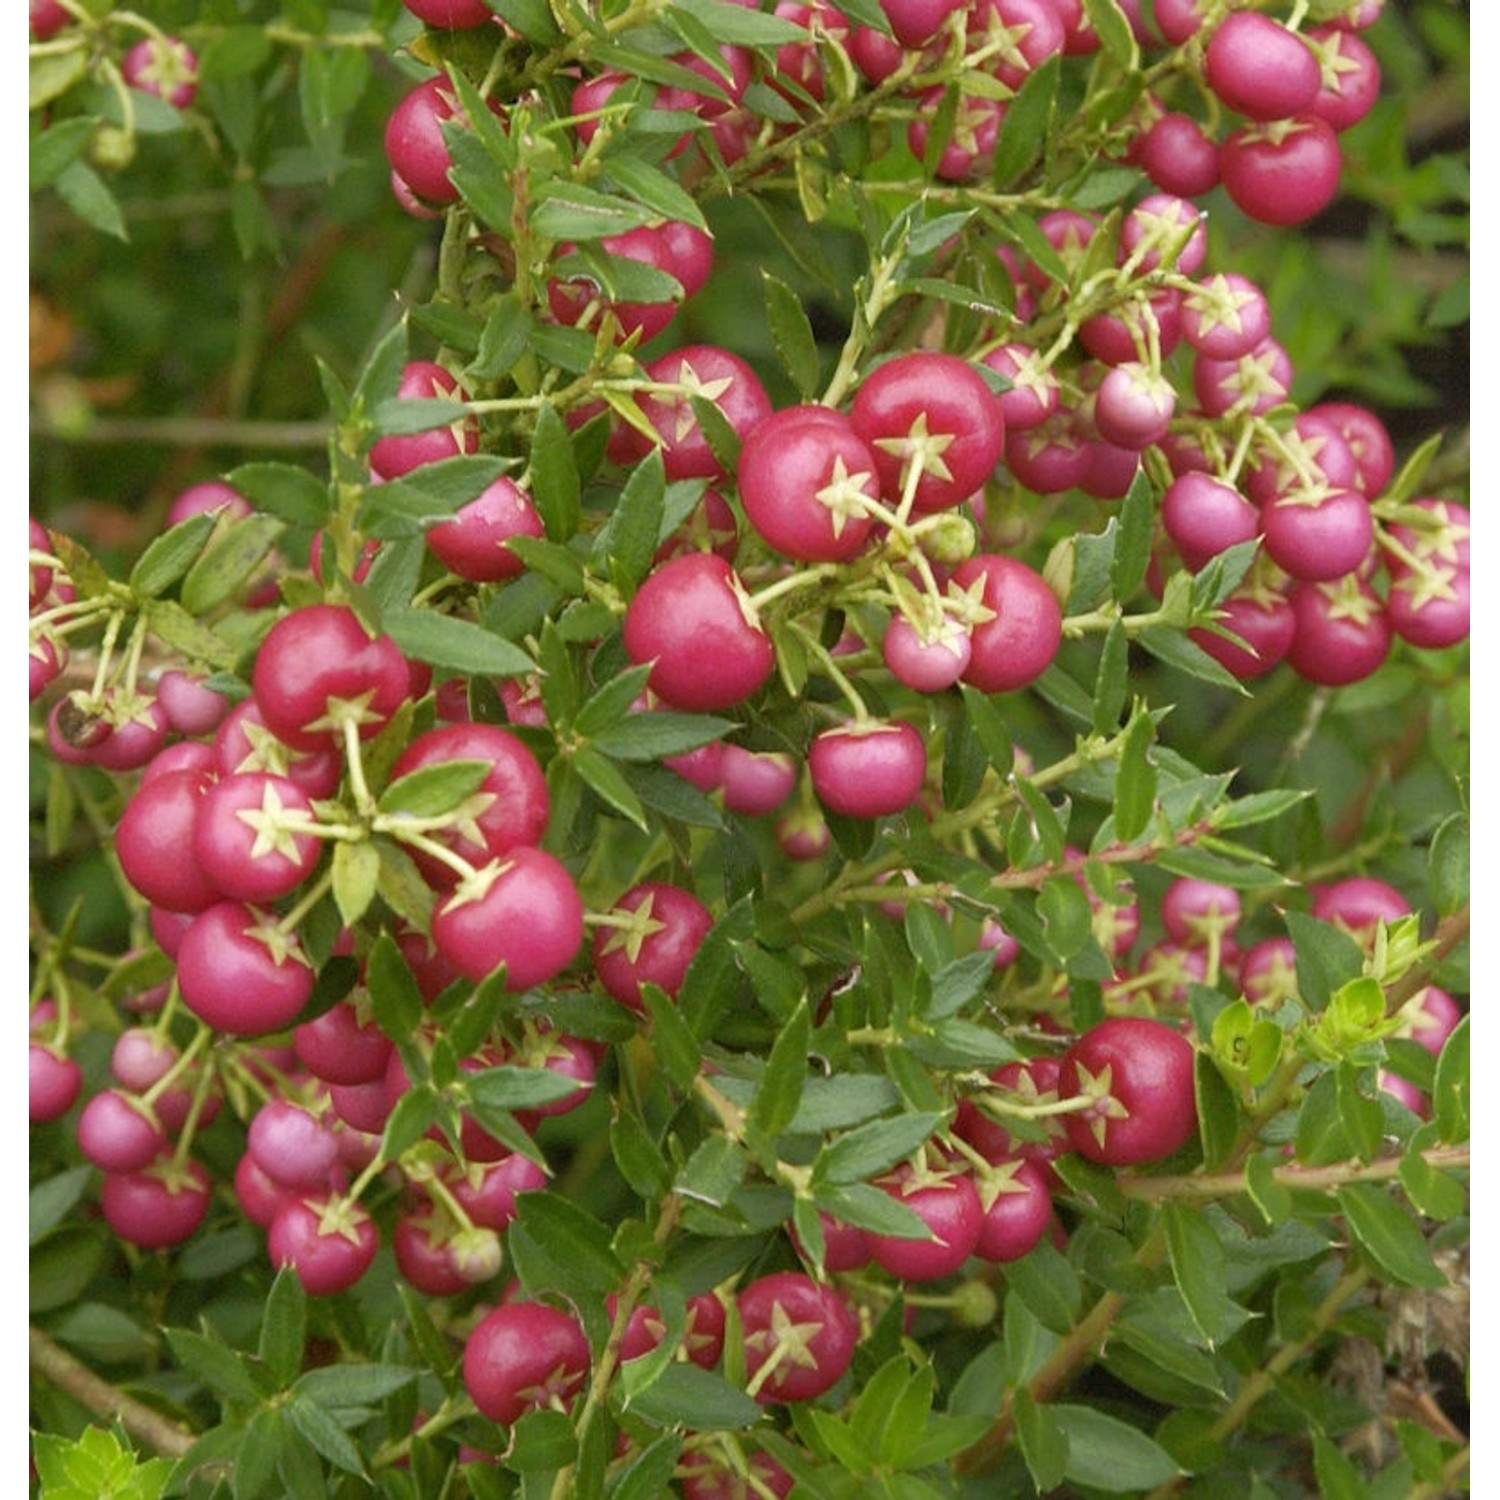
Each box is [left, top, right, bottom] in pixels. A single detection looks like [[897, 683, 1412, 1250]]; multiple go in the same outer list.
[[463, 1302, 591, 1424]]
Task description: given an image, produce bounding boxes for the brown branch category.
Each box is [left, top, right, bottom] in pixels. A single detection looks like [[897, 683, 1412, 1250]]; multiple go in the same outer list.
[[30, 1325, 197, 1460]]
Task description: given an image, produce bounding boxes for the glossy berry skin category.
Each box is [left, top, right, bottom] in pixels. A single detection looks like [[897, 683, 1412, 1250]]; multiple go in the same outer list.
[[384, 77, 468, 205], [1285, 579, 1391, 686], [738, 1272, 859, 1403], [883, 613, 972, 692], [425, 476, 544, 582], [463, 1302, 591, 1425], [623, 554, 774, 711], [445, 1153, 547, 1232], [592, 881, 714, 1012], [1385, 562, 1469, 650], [430, 848, 584, 990], [850, 353, 1005, 513], [1204, 13, 1321, 121], [388, 723, 550, 888], [1138, 112, 1220, 198], [737, 406, 879, 562], [1161, 473, 1259, 572], [251, 604, 412, 754], [867, 1163, 984, 1281], [116, 768, 221, 913], [951, 555, 1063, 693], [404, 0, 497, 25], [1059, 1018, 1198, 1167], [248, 1099, 341, 1190], [618, 345, 773, 482], [294, 1000, 393, 1086], [807, 720, 927, 819], [101, 1158, 212, 1249], [268, 1196, 380, 1295], [547, 227, 681, 344], [176, 901, 316, 1035], [973, 1158, 1053, 1263], [1219, 117, 1343, 228], [30, 1045, 83, 1124], [1261, 488, 1374, 582], [77, 1090, 166, 1174], [193, 772, 321, 904]]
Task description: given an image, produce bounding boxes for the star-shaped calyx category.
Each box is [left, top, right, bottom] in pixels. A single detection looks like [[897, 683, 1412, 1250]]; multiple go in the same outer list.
[[874, 411, 957, 491], [814, 453, 878, 538], [235, 782, 312, 863], [1070, 1059, 1130, 1153], [661, 358, 734, 442]]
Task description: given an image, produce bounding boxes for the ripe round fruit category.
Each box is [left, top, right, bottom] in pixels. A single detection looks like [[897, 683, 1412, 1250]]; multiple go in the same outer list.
[[425, 476, 544, 582], [849, 353, 1005, 513], [176, 901, 316, 1035], [268, 1195, 380, 1295], [1059, 1017, 1198, 1167], [1204, 12, 1321, 121], [430, 847, 584, 990], [951, 555, 1063, 693], [807, 720, 927, 819], [867, 1163, 984, 1281], [738, 1272, 858, 1403], [592, 881, 714, 1011], [463, 1302, 591, 1425], [251, 604, 412, 754], [623, 553, 774, 711]]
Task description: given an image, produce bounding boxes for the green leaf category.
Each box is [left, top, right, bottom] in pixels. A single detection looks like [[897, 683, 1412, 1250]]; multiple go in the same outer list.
[[1110, 469, 1156, 602], [1037, 875, 1094, 961], [55, 158, 127, 240], [1013, 1389, 1069, 1493], [1427, 811, 1468, 915], [1399, 1147, 1467, 1221], [574, 744, 650, 831], [1335, 1061, 1383, 1164], [1002, 1240, 1082, 1334], [1135, 626, 1249, 693], [1432, 1014, 1469, 1144], [750, 996, 812, 1137], [359, 455, 512, 537], [1284, 911, 1366, 1012], [284, 1394, 364, 1477], [294, 1363, 418, 1409], [381, 607, 534, 677], [815, 1181, 930, 1240], [640, 981, 701, 1091], [164, 1327, 262, 1407], [1336, 1182, 1447, 1288], [1111, 707, 1157, 843], [817, 1112, 946, 1186], [593, 449, 666, 593], [675, 1134, 746, 1208], [590, 710, 732, 763], [32, 117, 99, 189], [178, 513, 285, 613], [467, 1064, 591, 1113], [1079, 0, 1139, 68], [762, 270, 822, 399], [513, 1193, 627, 1293], [526, 401, 582, 543], [602, 153, 706, 229], [990, 54, 1059, 188], [30, 1166, 92, 1246], [1161, 1201, 1236, 1347], [624, 1362, 761, 1431], [1055, 1404, 1179, 1491], [226, 462, 331, 528], [259, 1268, 307, 1390], [1092, 618, 1129, 735], [377, 760, 492, 819], [365, 930, 425, 1045], [960, 684, 1014, 776], [31, 46, 89, 111], [331, 839, 379, 929]]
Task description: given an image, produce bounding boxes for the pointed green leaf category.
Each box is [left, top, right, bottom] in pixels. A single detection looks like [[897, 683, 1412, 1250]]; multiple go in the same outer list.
[[816, 1112, 946, 1185], [1013, 1389, 1069, 1492], [1336, 1182, 1448, 1288], [749, 996, 812, 1137], [1055, 1404, 1179, 1491], [259, 1268, 307, 1390], [1432, 1014, 1469, 1144], [381, 606, 534, 677], [1161, 1201, 1236, 1347], [761, 270, 821, 398]]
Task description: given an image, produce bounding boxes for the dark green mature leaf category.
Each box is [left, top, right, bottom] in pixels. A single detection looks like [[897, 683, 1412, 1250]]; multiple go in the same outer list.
[[591, 711, 732, 762], [816, 1112, 946, 1185], [55, 158, 127, 239], [593, 449, 666, 592], [675, 1134, 746, 1208], [165, 1327, 262, 1407], [365, 930, 424, 1045], [1111, 470, 1156, 601], [640, 982, 701, 1090], [227, 462, 331, 527], [129, 511, 218, 599], [1432, 1015, 1469, 1144], [751, 997, 812, 1137], [575, 745, 650, 831], [1055, 1405, 1178, 1491], [1284, 911, 1366, 1012], [514, 1193, 627, 1292], [468, 1065, 591, 1113], [960, 684, 1014, 776], [1002, 1240, 1082, 1334], [1135, 627, 1249, 693], [358, 455, 512, 536], [625, 1362, 762, 1431], [1161, 1201, 1236, 1347], [179, 514, 285, 613], [259, 1268, 307, 1390], [1092, 618, 1129, 734], [1336, 1183, 1447, 1288], [295, 1363, 418, 1410], [528, 400, 583, 542], [30, 1167, 92, 1246], [1427, 811, 1468, 914], [377, 760, 491, 819], [285, 1395, 364, 1477], [991, 54, 1059, 188], [762, 270, 821, 398], [1013, 1389, 1069, 1493], [382, 607, 534, 676]]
